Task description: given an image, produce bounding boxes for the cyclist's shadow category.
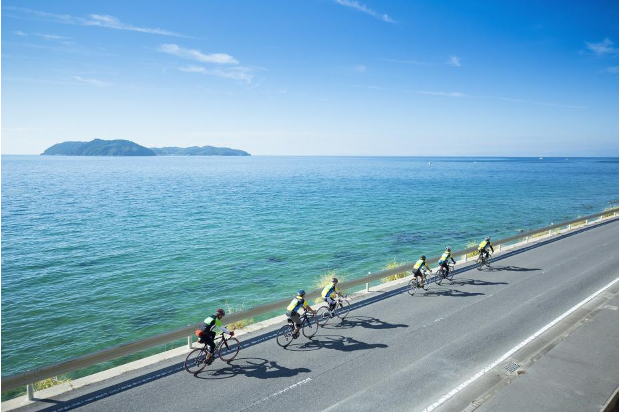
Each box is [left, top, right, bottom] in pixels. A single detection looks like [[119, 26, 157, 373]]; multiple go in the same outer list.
[[450, 278, 508, 287], [422, 287, 485, 297], [321, 316, 408, 330], [195, 357, 310, 380], [288, 334, 388, 352]]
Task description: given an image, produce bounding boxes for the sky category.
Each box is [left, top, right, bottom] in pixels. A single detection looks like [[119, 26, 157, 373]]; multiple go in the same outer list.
[[1, 0, 618, 156]]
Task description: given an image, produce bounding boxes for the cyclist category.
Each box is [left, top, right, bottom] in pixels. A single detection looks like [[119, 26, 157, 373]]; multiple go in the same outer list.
[[412, 255, 431, 290], [286, 290, 317, 338], [478, 236, 495, 262], [198, 308, 234, 365], [321, 277, 343, 317], [438, 246, 456, 276]]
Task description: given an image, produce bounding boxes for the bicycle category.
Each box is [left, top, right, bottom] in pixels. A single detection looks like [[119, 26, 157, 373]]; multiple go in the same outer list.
[[316, 295, 351, 326], [276, 311, 318, 347], [436, 263, 455, 285], [185, 332, 241, 374], [408, 269, 431, 296], [476, 252, 492, 270]]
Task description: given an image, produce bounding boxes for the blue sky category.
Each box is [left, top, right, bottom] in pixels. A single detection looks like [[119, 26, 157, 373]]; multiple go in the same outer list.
[[1, 0, 618, 155]]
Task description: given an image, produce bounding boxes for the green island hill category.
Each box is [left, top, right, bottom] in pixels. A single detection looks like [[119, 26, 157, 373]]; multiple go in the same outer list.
[[41, 139, 250, 156]]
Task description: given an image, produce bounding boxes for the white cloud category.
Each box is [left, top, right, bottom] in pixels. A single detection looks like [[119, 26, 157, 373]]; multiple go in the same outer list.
[[158, 44, 238, 64], [447, 56, 461, 67], [380, 58, 432, 65], [178, 66, 254, 84], [584, 38, 617, 56], [353, 64, 367, 72], [13, 30, 28, 36], [73, 76, 109, 87], [35, 33, 72, 40], [606, 66, 619, 73], [416, 91, 466, 97], [334, 0, 395, 23], [5, 6, 189, 37]]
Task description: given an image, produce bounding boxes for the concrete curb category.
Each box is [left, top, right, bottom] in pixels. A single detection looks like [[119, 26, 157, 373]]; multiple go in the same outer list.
[[2, 217, 616, 411], [601, 388, 619, 412]]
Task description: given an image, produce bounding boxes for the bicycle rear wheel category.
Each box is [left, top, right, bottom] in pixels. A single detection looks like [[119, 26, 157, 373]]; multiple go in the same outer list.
[[276, 324, 294, 347], [436, 269, 445, 285], [336, 299, 350, 319], [476, 257, 484, 270], [302, 315, 318, 338], [219, 337, 241, 362], [316, 306, 331, 326], [185, 348, 208, 374]]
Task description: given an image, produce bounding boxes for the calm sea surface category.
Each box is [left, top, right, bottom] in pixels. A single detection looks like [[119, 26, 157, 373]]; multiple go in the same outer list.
[[1, 156, 618, 377]]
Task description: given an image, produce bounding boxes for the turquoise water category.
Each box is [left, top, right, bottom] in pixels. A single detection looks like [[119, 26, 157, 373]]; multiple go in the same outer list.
[[1, 156, 618, 378]]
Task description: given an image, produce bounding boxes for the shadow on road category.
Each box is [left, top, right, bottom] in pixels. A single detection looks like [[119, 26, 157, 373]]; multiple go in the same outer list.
[[450, 278, 508, 287], [485, 265, 540, 272], [195, 357, 310, 380], [320, 315, 408, 330], [421, 288, 485, 298], [285, 334, 388, 353]]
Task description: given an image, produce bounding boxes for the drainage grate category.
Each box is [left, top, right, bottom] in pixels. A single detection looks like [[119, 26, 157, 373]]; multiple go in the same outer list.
[[505, 362, 520, 373]]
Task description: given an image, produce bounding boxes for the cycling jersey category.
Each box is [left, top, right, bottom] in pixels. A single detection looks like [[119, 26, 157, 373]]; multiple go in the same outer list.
[[413, 259, 429, 272], [478, 240, 494, 253], [438, 251, 455, 265], [202, 315, 230, 335], [321, 284, 339, 299], [286, 295, 309, 314]]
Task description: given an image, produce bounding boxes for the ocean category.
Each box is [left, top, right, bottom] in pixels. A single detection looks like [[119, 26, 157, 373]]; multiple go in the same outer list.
[[1, 155, 618, 380]]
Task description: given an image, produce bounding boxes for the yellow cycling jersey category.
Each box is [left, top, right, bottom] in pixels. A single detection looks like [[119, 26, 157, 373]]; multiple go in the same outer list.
[[413, 259, 428, 271], [478, 240, 490, 251], [438, 251, 451, 264], [286, 295, 309, 313], [321, 284, 339, 299]]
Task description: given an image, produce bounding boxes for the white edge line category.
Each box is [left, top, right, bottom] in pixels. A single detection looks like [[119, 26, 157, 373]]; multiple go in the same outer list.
[[422, 277, 619, 412]]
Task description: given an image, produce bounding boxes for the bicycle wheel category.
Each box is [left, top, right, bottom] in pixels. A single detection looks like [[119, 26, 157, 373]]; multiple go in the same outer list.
[[407, 279, 419, 296], [476, 257, 484, 270], [276, 324, 294, 347], [447, 268, 455, 281], [302, 315, 318, 338], [185, 347, 208, 374], [336, 299, 350, 319], [316, 306, 331, 326], [436, 269, 445, 285], [219, 337, 241, 362]]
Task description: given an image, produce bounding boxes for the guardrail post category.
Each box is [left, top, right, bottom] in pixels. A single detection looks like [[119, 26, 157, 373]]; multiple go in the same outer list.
[[585, 218, 589, 225], [464, 254, 467, 262], [27, 383, 34, 401], [187, 336, 192, 349], [525, 236, 529, 243], [365, 282, 369, 292], [498, 244, 502, 251]]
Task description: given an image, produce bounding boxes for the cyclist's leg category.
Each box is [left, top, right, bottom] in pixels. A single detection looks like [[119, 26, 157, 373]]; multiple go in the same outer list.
[[289, 312, 302, 336], [204, 332, 216, 362], [326, 296, 335, 313]]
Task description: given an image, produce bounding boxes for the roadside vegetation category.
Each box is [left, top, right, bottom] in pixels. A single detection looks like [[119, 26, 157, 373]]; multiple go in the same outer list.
[[380, 260, 410, 283]]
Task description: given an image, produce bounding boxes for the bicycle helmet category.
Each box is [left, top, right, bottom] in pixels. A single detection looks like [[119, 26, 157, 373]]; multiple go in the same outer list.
[[297, 289, 306, 296], [216, 308, 225, 316], [485, 236, 490, 241], [331, 277, 338, 284], [421, 255, 426, 260], [445, 246, 451, 251]]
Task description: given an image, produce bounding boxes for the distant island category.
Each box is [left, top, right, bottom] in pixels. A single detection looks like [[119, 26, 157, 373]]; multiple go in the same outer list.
[[41, 139, 250, 157]]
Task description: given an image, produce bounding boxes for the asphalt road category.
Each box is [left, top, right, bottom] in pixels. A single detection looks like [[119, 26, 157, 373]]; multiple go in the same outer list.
[[16, 219, 619, 412]]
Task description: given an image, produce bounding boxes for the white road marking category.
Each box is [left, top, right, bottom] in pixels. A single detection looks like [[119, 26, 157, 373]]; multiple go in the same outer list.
[[422, 277, 619, 412]]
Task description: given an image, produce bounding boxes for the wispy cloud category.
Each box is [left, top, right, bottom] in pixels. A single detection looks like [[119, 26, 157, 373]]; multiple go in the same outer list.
[[5, 6, 189, 37], [353, 64, 367, 73], [447, 56, 461, 67], [334, 0, 395, 23], [605, 66, 619, 73], [73, 76, 109, 87], [13, 30, 27, 36], [158, 44, 238, 64], [178, 65, 254, 84], [35, 33, 72, 40], [584, 38, 618, 56], [416, 91, 466, 97], [380, 58, 432, 65]]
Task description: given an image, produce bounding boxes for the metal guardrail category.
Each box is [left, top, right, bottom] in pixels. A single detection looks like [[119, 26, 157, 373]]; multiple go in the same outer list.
[[2, 207, 618, 396]]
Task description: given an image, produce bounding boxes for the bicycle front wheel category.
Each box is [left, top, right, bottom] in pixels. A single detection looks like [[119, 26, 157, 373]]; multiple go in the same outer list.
[[316, 306, 331, 326], [336, 300, 350, 319], [302, 316, 318, 338], [219, 337, 241, 362], [407, 279, 419, 296], [185, 348, 208, 374], [276, 324, 294, 347], [476, 257, 484, 270]]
